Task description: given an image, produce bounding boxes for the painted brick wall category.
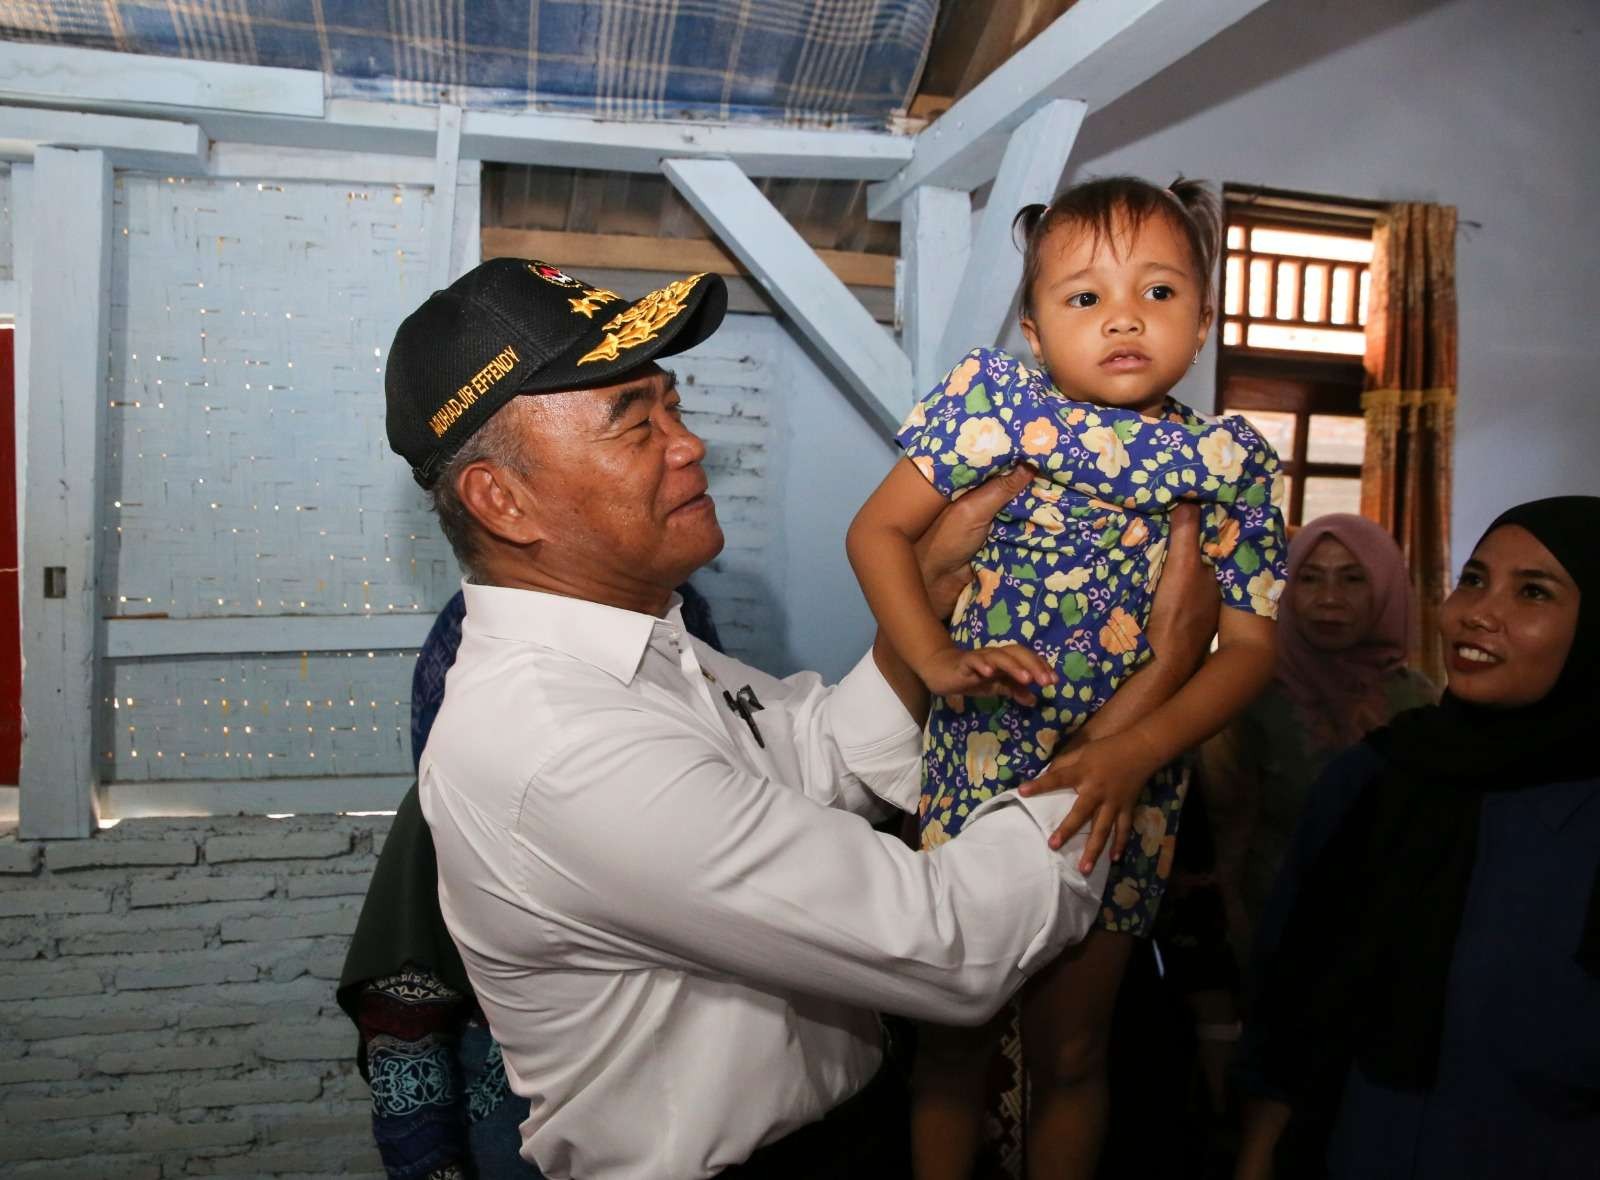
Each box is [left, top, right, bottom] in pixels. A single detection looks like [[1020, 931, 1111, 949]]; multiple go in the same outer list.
[[0, 815, 394, 1177]]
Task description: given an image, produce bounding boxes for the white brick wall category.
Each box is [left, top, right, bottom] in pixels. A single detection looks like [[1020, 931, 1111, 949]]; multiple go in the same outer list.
[[0, 816, 393, 1177]]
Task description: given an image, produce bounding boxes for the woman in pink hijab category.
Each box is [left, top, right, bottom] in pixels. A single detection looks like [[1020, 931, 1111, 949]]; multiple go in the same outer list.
[[1201, 514, 1437, 959]]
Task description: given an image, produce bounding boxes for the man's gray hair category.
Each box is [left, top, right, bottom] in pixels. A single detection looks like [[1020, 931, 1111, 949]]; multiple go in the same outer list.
[[429, 396, 537, 577]]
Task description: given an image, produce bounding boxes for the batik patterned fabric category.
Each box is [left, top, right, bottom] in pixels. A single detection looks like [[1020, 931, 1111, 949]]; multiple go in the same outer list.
[[360, 968, 473, 1180], [898, 347, 1286, 933]]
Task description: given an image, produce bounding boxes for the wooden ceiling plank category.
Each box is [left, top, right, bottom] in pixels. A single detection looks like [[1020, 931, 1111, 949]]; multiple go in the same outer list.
[[481, 227, 896, 290]]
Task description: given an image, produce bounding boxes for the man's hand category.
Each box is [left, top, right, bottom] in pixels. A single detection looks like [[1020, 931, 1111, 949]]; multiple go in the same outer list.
[[914, 465, 1034, 618], [1143, 503, 1220, 683], [1024, 732, 1163, 869]]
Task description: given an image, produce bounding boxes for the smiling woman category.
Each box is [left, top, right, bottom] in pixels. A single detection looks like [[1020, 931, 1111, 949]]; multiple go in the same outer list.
[[1237, 495, 1600, 1180], [1441, 523, 1581, 707]]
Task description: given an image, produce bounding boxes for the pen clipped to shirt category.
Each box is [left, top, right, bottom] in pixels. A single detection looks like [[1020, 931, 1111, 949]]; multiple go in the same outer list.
[[723, 685, 765, 748]]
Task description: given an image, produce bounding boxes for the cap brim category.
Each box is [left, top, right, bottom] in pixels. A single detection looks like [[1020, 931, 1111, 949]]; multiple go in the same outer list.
[[521, 272, 729, 394]]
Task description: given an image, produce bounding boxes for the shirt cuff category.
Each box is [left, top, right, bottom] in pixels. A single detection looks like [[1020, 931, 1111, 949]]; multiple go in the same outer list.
[[829, 649, 924, 813], [964, 789, 1110, 974]]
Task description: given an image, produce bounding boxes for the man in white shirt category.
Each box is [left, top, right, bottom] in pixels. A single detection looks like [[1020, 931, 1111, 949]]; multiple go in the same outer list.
[[383, 259, 1213, 1180]]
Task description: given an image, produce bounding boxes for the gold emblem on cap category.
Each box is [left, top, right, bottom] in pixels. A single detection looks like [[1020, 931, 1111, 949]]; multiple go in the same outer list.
[[569, 287, 622, 318], [578, 274, 706, 366]]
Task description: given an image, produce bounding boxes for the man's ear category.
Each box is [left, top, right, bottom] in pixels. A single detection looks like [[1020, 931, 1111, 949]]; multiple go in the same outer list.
[[456, 462, 546, 546]]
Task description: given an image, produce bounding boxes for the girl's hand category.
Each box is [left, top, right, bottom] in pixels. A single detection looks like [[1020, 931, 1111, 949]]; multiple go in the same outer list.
[[1019, 733, 1161, 871], [920, 643, 1055, 706]]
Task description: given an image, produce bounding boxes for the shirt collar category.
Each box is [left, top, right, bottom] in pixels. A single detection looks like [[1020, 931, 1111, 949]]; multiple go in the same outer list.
[[460, 579, 686, 685]]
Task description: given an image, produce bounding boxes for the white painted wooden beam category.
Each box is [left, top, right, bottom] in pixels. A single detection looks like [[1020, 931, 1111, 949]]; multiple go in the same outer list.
[[868, 0, 1274, 216], [901, 187, 971, 396], [19, 147, 113, 840], [100, 776, 413, 819], [0, 41, 324, 118], [105, 615, 433, 660], [0, 105, 207, 167], [663, 157, 912, 434], [462, 108, 912, 180], [195, 98, 437, 160], [429, 105, 464, 291], [203, 143, 436, 186], [198, 102, 915, 180], [453, 160, 483, 279], [937, 100, 1085, 372]]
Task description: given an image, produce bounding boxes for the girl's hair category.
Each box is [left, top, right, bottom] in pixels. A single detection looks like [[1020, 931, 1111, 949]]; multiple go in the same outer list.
[[1013, 176, 1223, 318]]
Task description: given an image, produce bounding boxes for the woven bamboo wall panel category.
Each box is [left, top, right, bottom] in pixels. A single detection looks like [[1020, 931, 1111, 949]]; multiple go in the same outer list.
[[93, 173, 780, 790], [101, 174, 452, 618], [101, 651, 413, 782], [669, 332, 779, 668]]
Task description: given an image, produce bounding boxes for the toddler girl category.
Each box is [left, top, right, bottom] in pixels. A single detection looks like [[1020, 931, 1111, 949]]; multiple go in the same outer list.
[[846, 177, 1287, 1179]]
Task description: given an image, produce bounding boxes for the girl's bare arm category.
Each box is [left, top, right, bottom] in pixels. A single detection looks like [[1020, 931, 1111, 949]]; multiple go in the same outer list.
[[1024, 606, 1277, 868], [848, 460, 956, 675], [848, 460, 1052, 702]]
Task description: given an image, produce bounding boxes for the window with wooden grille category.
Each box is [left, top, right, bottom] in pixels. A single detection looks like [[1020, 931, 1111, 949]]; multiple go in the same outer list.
[[1216, 187, 1381, 527]]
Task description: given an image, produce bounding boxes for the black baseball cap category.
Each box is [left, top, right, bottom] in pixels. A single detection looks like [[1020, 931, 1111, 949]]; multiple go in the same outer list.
[[386, 257, 728, 488]]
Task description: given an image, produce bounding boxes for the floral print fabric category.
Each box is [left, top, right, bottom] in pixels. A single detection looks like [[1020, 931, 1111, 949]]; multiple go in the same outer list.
[[898, 348, 1286, 931]]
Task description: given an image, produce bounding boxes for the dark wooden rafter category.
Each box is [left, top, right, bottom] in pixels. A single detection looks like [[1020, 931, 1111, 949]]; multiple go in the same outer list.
[[910, 0, 1083, 124]]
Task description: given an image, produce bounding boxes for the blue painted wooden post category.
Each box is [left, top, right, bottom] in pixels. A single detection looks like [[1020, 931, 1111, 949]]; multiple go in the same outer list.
[[901, 187, 971, 396], [936, 99, 1085, 373], [428, 104, 463, 292], [19, 147, 113, 839]]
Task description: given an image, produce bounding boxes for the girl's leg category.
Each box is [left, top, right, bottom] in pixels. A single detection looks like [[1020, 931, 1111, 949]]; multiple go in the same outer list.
[[910, 1011, 1005, 1180], [1019, 927, 1135, 1180]]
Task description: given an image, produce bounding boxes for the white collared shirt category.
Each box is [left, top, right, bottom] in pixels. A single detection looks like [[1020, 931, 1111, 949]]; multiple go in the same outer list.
[[421, 581, 1108, 1180]]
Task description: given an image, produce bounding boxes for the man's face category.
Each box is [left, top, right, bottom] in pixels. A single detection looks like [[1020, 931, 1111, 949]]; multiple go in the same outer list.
[[515, 364, 724, 604]]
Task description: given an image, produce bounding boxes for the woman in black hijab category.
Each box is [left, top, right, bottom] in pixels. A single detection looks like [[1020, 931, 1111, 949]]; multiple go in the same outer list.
[[1236, 496, 1600, 1179]]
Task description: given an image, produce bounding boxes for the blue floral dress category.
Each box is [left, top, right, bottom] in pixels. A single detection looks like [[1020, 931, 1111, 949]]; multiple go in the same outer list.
[[898, 348, 1287, 934]]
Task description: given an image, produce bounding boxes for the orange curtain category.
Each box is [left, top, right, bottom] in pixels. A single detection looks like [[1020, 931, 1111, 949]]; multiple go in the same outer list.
[[1360, 203, 1458, 685]]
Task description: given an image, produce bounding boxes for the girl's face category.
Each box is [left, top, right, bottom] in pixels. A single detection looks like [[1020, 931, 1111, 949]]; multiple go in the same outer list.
[[1440, 524, 1580, 708], [1019, 211, 1212, 415], [1291, 535, 1376, 652]]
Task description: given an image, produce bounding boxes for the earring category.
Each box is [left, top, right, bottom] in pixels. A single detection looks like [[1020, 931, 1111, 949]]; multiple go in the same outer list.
[[1191, 349, 1201, 366]]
